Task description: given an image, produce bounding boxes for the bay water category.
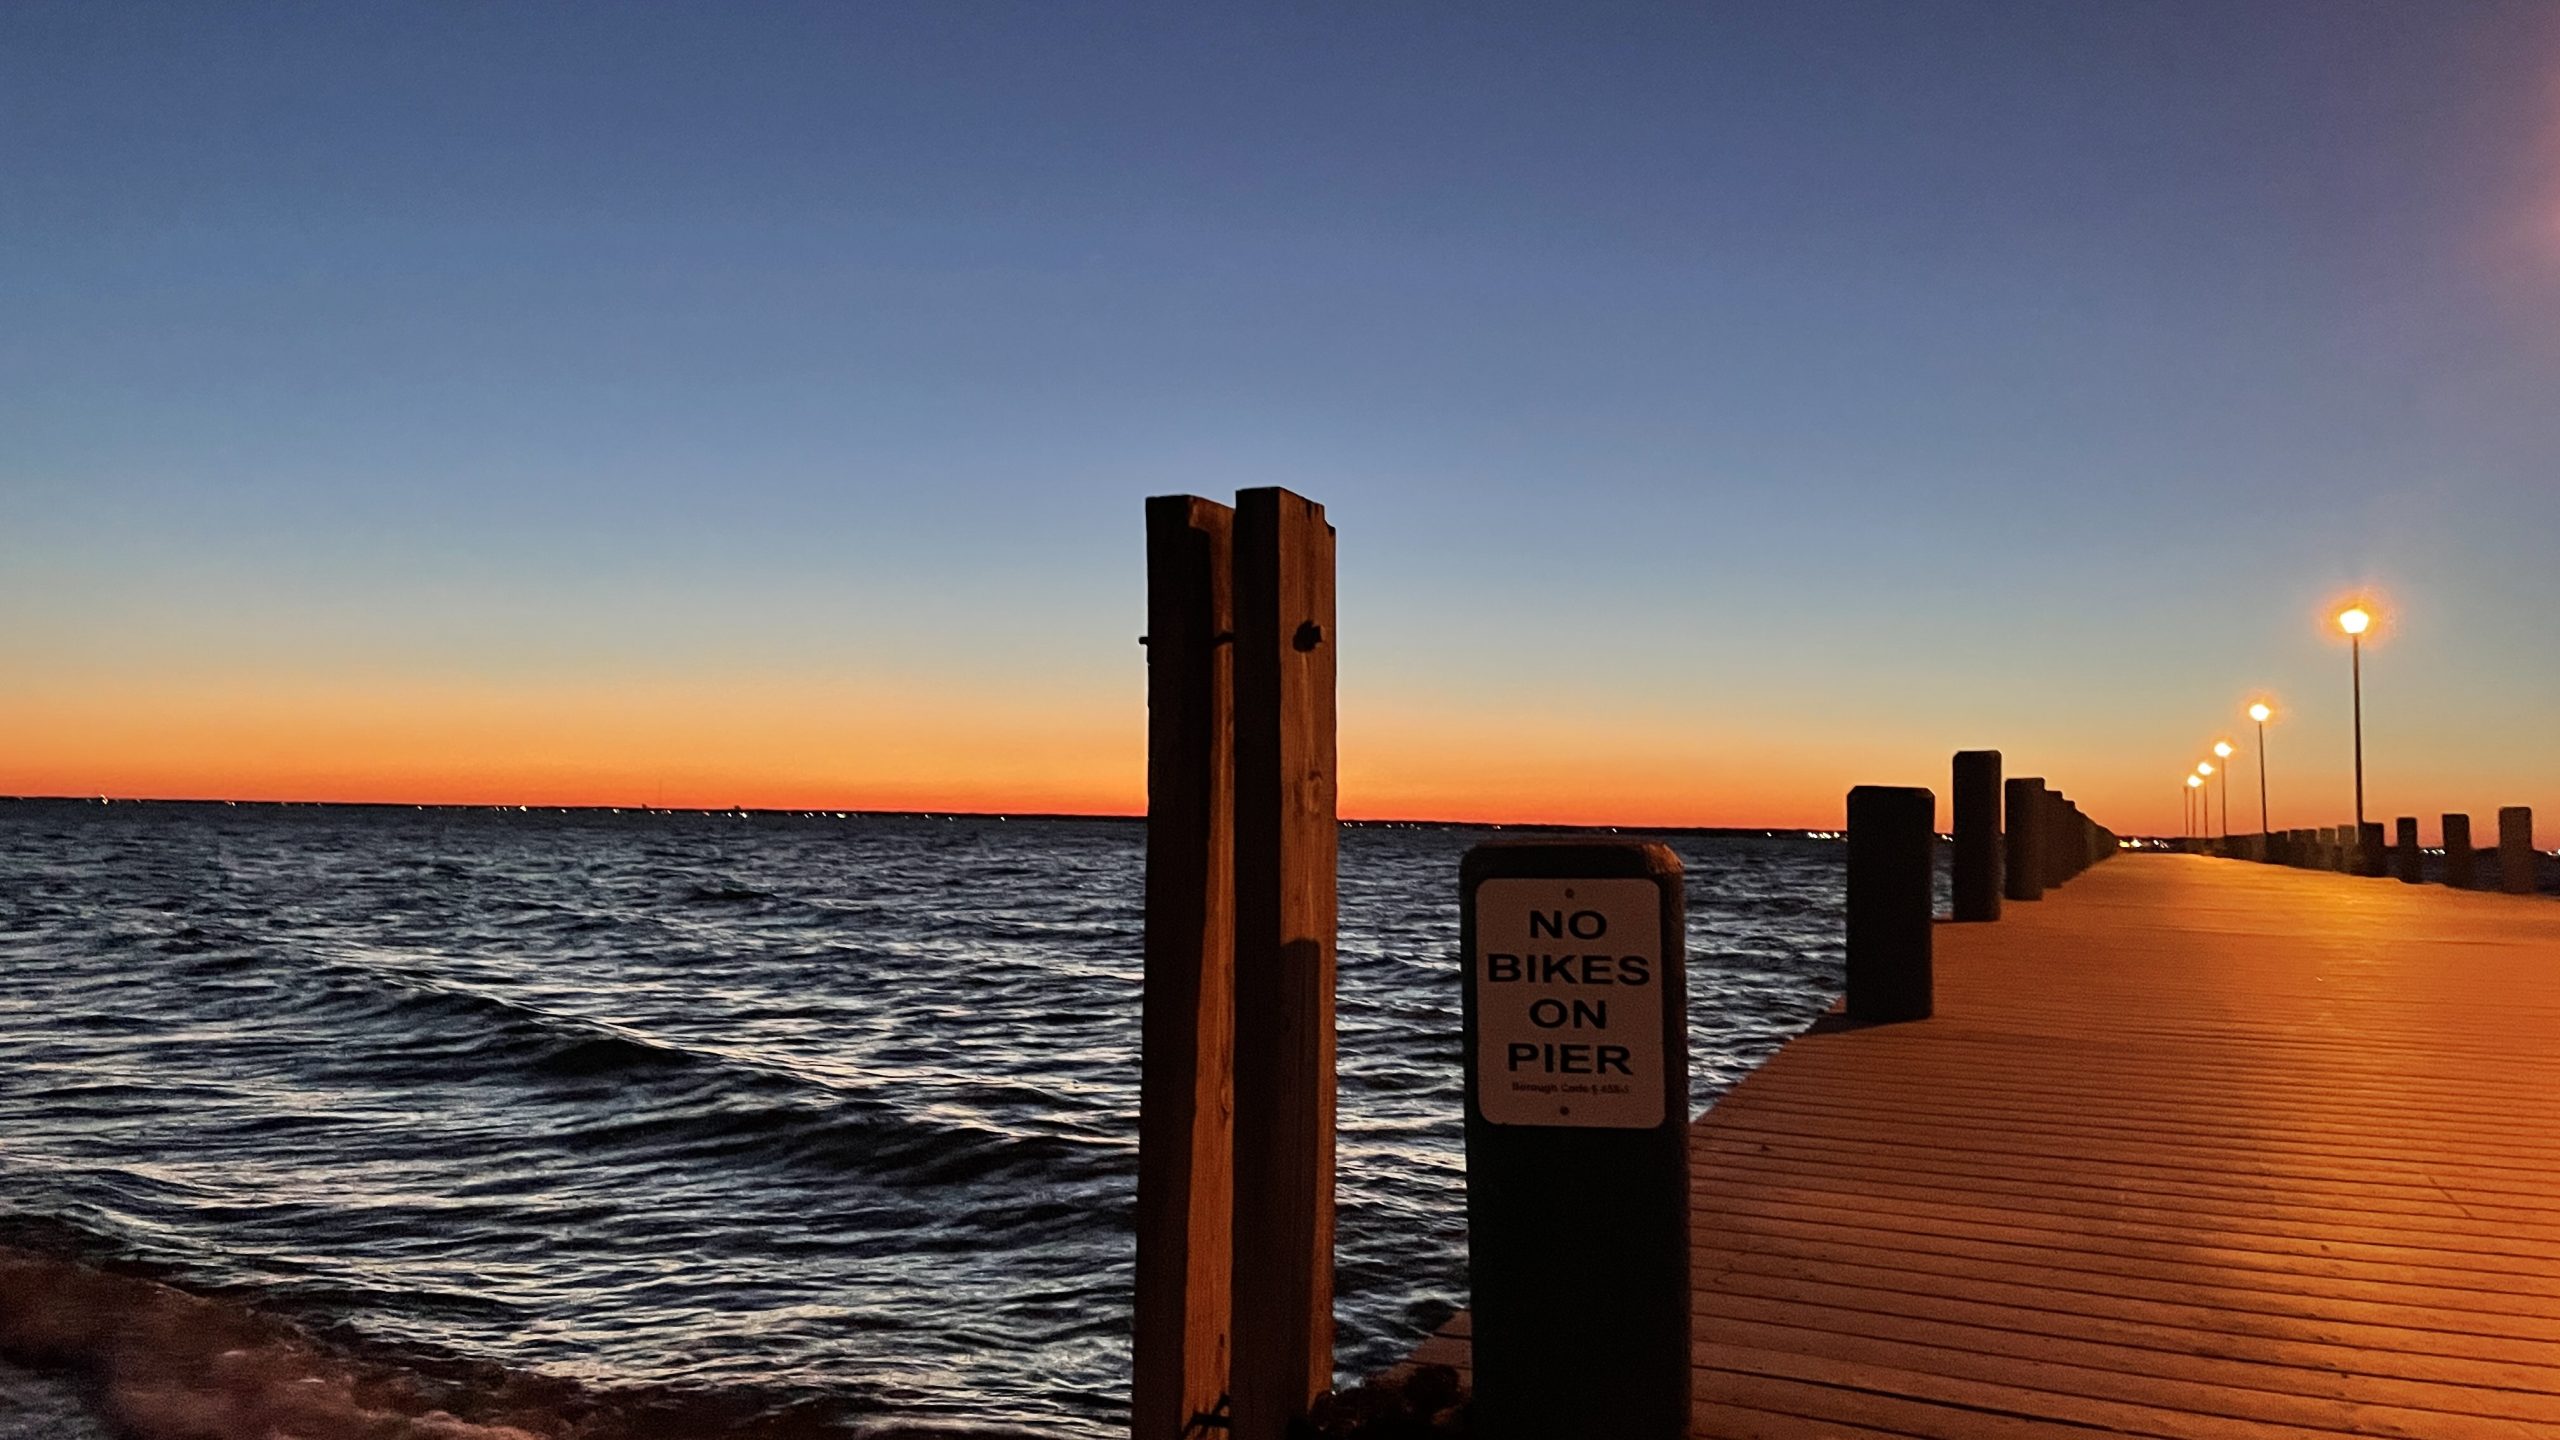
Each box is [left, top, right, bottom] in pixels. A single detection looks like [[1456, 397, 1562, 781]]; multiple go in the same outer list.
[[0, 802, 1848, 1436]]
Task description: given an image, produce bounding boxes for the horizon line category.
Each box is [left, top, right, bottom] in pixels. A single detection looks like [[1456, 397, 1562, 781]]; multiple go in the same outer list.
[[0, 792, 1867, 837]]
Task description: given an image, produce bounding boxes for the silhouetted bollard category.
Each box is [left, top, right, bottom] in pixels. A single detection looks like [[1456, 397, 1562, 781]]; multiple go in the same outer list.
[[2359, 821, 2387, 878], [2443, 814, 2475, 889], [1951, 751, 2001, 922], [2394, 818, 2421, 883], [2042, 790, 2071, 889], [1847, 786, 1935, 1024], [2501, 807, 2536, 895], [2004, 777, 2045, 902]]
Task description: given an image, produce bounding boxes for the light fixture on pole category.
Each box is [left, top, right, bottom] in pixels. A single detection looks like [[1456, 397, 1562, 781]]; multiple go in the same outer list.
[[2336, 606, 2372, 830], [2186, 772, 2203, 842], [2212, 740, 2234, 838], [2247, 701, 2273, 835]]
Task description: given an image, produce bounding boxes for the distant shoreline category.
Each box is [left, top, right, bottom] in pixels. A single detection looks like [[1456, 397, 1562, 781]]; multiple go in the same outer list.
[[0, 794, 1839, 839]]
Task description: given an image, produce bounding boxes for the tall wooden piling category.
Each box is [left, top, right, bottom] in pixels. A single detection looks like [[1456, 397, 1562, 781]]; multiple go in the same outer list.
[[1228, 487, 1339, 1440], [2359, 820, 2387, 879], [2500, 806, 2536, 896], [1951, 751, 2001, 922], [2444, 813, 2475, 889], [1136, 496, 1237, 1440], [1847, 786, 1934, 1023], [2395, 817, 2422, 884], [2003, 777, 2045, 902]]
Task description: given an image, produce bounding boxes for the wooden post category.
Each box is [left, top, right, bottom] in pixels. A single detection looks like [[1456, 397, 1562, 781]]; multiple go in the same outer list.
[[2499, 806, 2536, 895], [2394, 817, 2421, 884], [1229, 487, 1338, 1440], [2003, 777, 2045, 902], [2443, 813, 2475, 889], [1848, 786, 1935, 1023], [1461, 841, 1690, 1440], [1951, 750, 2001, 922], [2042, 790, 2071, 889], [2358, 820, 2387, 879], [1135, 496, 1236, 1440]]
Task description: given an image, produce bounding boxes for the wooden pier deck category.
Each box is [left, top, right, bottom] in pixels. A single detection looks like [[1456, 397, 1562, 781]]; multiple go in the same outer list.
[[1408, 852, 2560, 1438]]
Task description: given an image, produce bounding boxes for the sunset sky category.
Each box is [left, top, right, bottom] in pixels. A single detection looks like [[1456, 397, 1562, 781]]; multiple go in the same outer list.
[[6, 2, 2558, 839]]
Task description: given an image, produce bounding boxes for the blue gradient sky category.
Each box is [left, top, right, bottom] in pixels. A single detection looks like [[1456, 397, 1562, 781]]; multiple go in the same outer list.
[[6, 2, 2557, 836]]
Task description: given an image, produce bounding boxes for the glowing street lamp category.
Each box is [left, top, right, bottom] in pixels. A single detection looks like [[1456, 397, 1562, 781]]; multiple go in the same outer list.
[[2337, 605, 2373, 830], [2186, 772, 2204, 840], [2247, 701, 2274, 835], [2212, 740, 2234, 838]]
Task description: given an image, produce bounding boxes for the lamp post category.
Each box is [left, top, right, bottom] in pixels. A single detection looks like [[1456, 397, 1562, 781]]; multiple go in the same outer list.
[[2248, 702, 2273, 836], [2197, 762, 2215, 844], [2212, 741, 2234, 838], [2337, 607, 2371, 830], [2187, 773, 2203, 843]]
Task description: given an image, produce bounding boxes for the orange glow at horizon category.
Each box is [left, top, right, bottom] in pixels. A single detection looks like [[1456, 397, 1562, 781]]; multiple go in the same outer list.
[[2, 672, 1143, 815], [5, 672, 1913, 828]]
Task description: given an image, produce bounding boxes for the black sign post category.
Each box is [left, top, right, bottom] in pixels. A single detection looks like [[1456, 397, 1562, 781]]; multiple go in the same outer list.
[[1460, 838, 1689, 1440]]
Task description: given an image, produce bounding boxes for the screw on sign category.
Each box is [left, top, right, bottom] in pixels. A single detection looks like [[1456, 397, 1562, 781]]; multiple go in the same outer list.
[[1460, 839, 1689, 1440]]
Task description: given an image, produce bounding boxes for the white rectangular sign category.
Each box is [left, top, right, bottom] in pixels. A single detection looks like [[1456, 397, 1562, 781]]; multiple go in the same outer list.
[[1473, 877, 1665, 1128]]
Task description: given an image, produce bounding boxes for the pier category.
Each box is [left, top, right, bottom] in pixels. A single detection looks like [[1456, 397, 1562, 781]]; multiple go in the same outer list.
[[1403, 851, 2560, 1437]]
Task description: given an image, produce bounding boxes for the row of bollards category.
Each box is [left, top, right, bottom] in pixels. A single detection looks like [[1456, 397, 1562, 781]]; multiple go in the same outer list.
[[2231, 805, 2539, 894], [1844, 750, 2117, 1026]]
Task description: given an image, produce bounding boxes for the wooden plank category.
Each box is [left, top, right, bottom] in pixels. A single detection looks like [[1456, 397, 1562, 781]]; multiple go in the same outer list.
[[1132, 495, 1236, 1440], [1692, 1240, 2560, 1364], [1691, 1289, 2560, 1426], [1692, 1266, 2560, 1397], [1688, 1145, 2560, 1251], [1227, 486, 1339, 1440]]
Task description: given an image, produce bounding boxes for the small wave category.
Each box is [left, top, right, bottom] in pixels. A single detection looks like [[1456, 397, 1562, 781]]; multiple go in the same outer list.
[[559, 1096, 1108, 1201], [290, 960, 749, 1091], [530, 1034, 703, 1080], [680, 882, 776, 906]]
